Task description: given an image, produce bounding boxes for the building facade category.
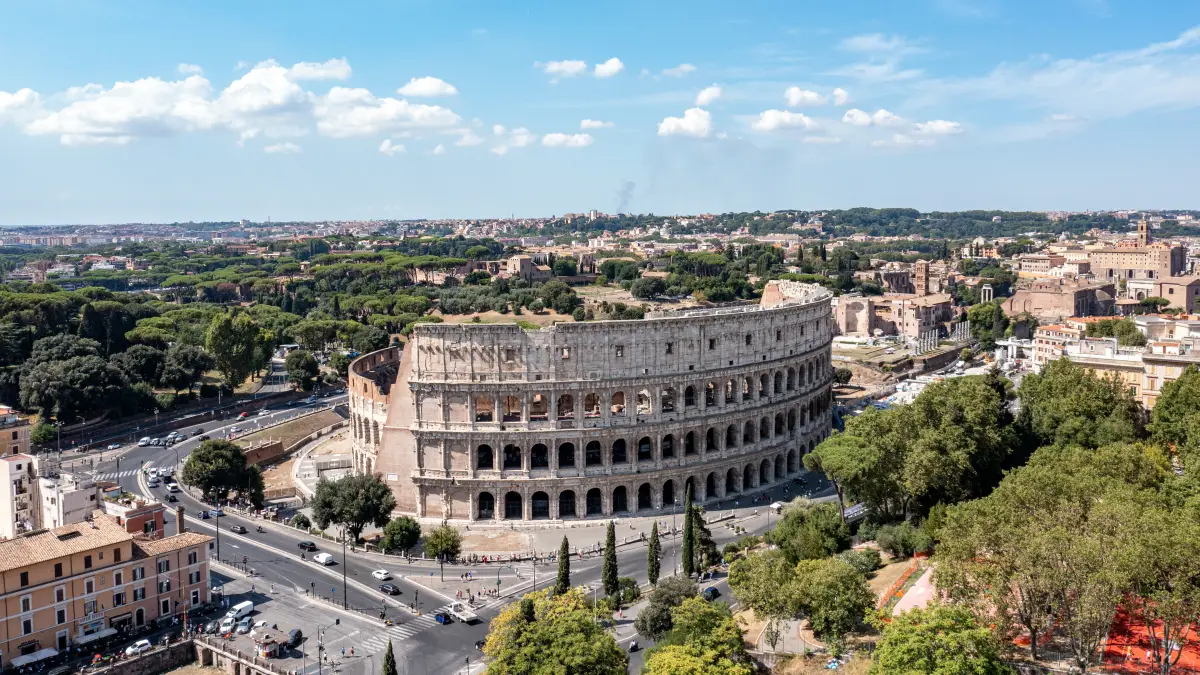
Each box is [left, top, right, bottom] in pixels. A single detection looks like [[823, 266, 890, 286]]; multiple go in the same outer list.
[[350, 280, 836, 523], [1, 406, 30, 456], [0, 455, 36, 540], [0, 511, 211, 667]]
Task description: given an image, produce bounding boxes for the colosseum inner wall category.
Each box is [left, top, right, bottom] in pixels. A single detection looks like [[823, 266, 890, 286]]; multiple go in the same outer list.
[[349, 280, 836, 525]]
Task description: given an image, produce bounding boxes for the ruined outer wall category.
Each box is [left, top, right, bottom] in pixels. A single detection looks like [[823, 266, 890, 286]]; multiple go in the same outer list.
[[363, 280, 836, 524]]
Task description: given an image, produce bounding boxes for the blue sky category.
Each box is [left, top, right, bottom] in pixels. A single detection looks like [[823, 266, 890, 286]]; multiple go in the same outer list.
[[2, 0, 1199, 224]]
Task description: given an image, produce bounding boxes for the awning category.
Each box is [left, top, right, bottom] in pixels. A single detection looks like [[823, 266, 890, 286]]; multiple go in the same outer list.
[[10, 648, 58, 668], [108, 613, 132, 624], [75, 628, 118, 645]]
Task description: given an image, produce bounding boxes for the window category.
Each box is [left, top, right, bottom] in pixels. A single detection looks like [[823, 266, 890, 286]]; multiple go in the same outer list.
[[1169, 288, 1175, 294], [561, 347, 570, 359], [84, 599, 97, 616], [56, 609, 66, 625], [187, 551, 197, 565], [189, 571, 201, 584], [113, 548, 121, 563], [615, 345, 624, 358], [132, 567, 144, 581], [708, 338, 716, 350], [114, 572, 123, 586], [665, 342, 674, 355], [776, 329, 782, 341], [191, 589, 200, 605], [503, 348, 515, 362], [158, 580, 171, 593], [19, 571, 28, 587], [20, 596, 31, 612], [133, 588, 145, 601], [113, 592, 126, 607], [22, 618, 32, 635], [10, 431, 15, 440], [54, 562, 62, 578], [160, 599, 171, 615], [157, 560, 170, 574], [84, 555, 92, 569], [55, 587, 65, 603], [745, 334, 752, 346], [85, 579, 94, 594]]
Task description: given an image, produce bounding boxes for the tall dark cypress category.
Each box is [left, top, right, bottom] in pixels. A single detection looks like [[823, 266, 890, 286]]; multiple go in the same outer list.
[[681, 482, 695, 577], [647, 522, 661, 586], [602, 520, 618, 597], [383, 640, 398, 675], [554, 535, 571, 595]]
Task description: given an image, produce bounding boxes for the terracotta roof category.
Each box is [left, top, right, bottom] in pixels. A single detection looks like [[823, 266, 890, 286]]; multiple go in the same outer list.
[[133, 532, 212, 557], [0, 512, 131, 573]]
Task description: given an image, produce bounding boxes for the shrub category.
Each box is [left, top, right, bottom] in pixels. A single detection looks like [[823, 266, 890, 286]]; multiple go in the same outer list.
[[722, 542, 741, 559], [617, 577, 641, 605], [30, 422, 56, 446], [290, 513, 311, 529], [837, 549, 883, 576], [199, 383, 219, 398], [857, 519, 880, 542], [155, 393, 177, 410], [876, 522, 932, 559]]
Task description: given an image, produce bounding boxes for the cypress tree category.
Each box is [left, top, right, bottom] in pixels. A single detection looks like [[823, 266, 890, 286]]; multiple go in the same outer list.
[[602, 520, 618, 597], [647, 522, 661, 585], [382, 640, 397, 675], [519, 597, 536, 623], [554, 535, 571, 595], [681, 483, 695, 577]]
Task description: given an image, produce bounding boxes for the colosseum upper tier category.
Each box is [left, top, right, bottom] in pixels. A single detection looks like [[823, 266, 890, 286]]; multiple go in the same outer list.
[[348, 280, 835, 524]]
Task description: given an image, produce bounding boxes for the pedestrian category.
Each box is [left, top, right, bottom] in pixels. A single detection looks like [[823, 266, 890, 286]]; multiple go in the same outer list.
[[350, 647, 355, 657], [341, 647, 345, 658]]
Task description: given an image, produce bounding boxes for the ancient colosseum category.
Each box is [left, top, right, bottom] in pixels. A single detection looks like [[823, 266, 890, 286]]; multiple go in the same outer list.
[[347, 279, 835, 524]]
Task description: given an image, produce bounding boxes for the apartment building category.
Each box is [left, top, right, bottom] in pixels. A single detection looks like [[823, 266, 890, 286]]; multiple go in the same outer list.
[[37, 471, 101, 531], [0, 511, 212, 668], [0, 455, 36, 540], [1, 405, 30, 456], [1032, 324, 1086, 370]]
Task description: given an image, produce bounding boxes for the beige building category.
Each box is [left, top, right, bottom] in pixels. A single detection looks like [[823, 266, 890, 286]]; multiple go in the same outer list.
[[1087, 219, 1186, 283], [1002, 279, 1116, 323], [1017, 254, 1066, 275], [0, 511, 211, 668], [1, 405, 30, 456], [835, 293, 955, 340], [0, 455, 36, 540]]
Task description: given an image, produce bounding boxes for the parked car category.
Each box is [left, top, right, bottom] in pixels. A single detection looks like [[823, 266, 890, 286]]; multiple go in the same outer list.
[[220, 617, 237, 633], [204, 620, 222, 634], [125, 639, 153, 656], [229, 426, 241, 433], [297, 541, 318, 551], [371, 569, 392, 580], [434, 613, 452, 625], [287, 628, 304, 648], [236, 617, 253, 634], [313, 552, 335, 565], [229, 525, 248, 534], [701, 587, 720, 602], [379, 583, 400, 595]]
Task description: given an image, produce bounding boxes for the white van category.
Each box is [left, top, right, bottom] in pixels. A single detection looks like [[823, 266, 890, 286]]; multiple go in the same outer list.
[[138, 437, 151, 447], [225, 600, 254, 620], [313, 553, 335, 565]]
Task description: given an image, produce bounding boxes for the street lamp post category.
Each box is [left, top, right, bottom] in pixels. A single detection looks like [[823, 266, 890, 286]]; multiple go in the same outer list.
[[342, 528, 348, 609], [214, 512, 221, 561], [316, 618, 340, 675]]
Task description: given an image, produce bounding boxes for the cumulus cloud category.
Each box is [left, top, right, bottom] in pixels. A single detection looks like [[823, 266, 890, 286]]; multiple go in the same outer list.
[[537, 60, 588, 82], [264, 141, 301, 153], [750, 109, 813, 132], [871, 133, 933, 147], [178, 64, 204, 75], [657, 107, 712, 138], [662, 63, 697, 77], [313, 87, 460, 138], [542, 132, 593, 147], [872, 109, 903, 126], [593, 58, 624, 78], [0, 88, 43, 126], [841, 108, 871, 126], [832, 87, 850, 105], [914, 119, 963, 134], [451, 129, 483, 146], [580, 119, 613, 129], [432, 143, 446, 155], [490, 126, 536, 155], [695, 85, 721, 106], [378, 139, 405, 155], [784, 87, 826, 107], [397, 76, 458, 97], [289, 58, 352, 81]]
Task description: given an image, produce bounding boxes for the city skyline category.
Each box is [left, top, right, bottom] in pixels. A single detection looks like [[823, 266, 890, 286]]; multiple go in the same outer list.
[[2, 1, 1200, 224]]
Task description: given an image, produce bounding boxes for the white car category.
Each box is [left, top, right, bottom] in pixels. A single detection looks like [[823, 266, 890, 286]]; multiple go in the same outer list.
[[220, 616, 237, 633], [371, 569, 392, 580], [258, 409, 271, 416], [236, 616, 254, 634], [313, 552, 335, 565], [125, 639, 153, 656]]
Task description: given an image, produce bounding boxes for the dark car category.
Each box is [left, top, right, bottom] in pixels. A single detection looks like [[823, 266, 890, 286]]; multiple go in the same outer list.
[[298, 541, 318, 551], [229, 525, 247, 534], [197, 510, 210, 519], [287, 628, 304, 648], [379, 583, 400, 595], [167, 494, 178, 503], [474, 640, 486, 651], [205, 620, 221, 634], [192, 428, 204, 436], [434, 613, 452, 625], [701, 587, 720, 601], [198, 434, 210, 441]]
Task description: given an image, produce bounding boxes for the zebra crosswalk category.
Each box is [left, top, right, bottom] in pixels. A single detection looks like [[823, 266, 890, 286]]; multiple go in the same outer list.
[[92, 461, 182, 482], [354, 597, 507, 654]]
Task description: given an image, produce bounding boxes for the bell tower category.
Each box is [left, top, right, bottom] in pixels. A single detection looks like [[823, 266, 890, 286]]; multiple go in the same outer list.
[[1138, 217, 1150, 247]]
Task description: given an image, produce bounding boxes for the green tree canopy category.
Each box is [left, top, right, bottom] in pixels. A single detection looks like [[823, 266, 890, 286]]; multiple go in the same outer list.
[[180, 439, 264, 507], [311, 473, 398, 541], [482, 588, 626, 675], [1017, 358, 1144, 450], [870, 603, 1013, 675], [423, 524, 463, 560], [379, 516, 421, 554], [284, 349, 320, 390]]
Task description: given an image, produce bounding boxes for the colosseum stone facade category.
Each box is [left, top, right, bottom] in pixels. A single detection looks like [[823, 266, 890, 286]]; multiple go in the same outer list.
[[348, 280, 835, 524]]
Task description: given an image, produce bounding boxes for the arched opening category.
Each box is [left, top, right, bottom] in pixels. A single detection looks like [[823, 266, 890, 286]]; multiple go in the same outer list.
[[530, 444, 549, 469], [558, 443, 576, 468], [760, 459, 772, 485], [559, 491, 577, 518], [726, 425, 738, 448], [662, 480, 676, 509], [557, 394, 575, 420], [503, 444, 522, 470], [584, 393, 601, 417], [685, 386, 696, 407], [760, 374, 769, 397], [725, 380, 735, 404], [774, 371, 783, 394], [726, 468, 739, 494], [585, 441, 603, 467], [475, 396, 495, 422], [586, 488, 603, 515], [787, 449, 798, 473], [611, 392, 626, 416], [661, 387, 676, 413], [775, 414, 784, 437], [612, 439, 627, 464], [760, 417, 771, 440], [504, 491, 523, 519], [636, 389, 652, 416], [787, 367, 796, 391], [706, 382, 716, 407], [684, 431, 696, 456], [788, 409, 797, 437], [743, 421, 755, 444], [530, 491, 550, 520], [637, 483, 653, 511], [706, 428, 717, 452], [530, 394, 549, 421], [612, 486, 628, 513], [706, 472, 717, 498], [476, 444, 494, 470], [478, 492, 495, 519], [662, 434, 675, 459], [808, 440, 815, 454], [775, 454, 785, 479], [742, 377, 753, 401], [744, 464, 756, 489], [502, 396, 522, 422], [637, 436, 653, 462], [135, 608, 145, 627]]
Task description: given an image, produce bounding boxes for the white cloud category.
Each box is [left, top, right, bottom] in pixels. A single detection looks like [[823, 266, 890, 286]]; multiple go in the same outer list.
[[832, 88, 850, 105], [0, 89, 42, 126], [831, 61, 924, 82], [803, 136, 842, 144], [178, 64, 203, 75], [593, 58, 624, 78], [914, 119, 963, 134], [871, 133, 933, 147], [236, 129, 259, 147], [750, 109, 813, 132], [657, 107, 712, 138], [662, 63, 697, 77], [264, 141, 301, 154], [538, 60, 588, 82], [397, 76, 458, 97], [784, 87, 826, 107], [839, 33, 921, 55], [542, 132, 593, 147], [580, 119, 613, 129], [432, 143, 446, 155], [695, 85, 722, 106], [872, 109, 903, 126], [451, 129, 483, 146], [841, 109, 871, 126], [378, 139, 406, 155], [313, 87, 460, 138], [491, 126, 536, 155], [288, 58, 352, 81]]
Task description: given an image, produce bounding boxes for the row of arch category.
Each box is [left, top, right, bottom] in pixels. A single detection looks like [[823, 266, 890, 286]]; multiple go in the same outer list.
[[474, 444, 814, 520], [474, 396, 830, 472], [472, 356, 830, 423]]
